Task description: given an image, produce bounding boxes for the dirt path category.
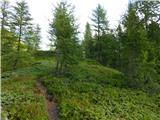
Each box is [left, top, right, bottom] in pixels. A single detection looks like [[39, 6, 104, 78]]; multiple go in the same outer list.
[[37, 81, 59, 120]]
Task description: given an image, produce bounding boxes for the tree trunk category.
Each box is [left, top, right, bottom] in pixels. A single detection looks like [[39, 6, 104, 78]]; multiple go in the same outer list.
[[55, 60, 60, 76], [13, 25, 22, 70]]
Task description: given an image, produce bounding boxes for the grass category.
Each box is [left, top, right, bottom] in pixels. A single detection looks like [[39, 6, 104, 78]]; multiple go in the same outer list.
[[1, 59, 55, 120], [42, 61, 160, 120], [1, 75, 48, 120], [2, 59, 160, 120]]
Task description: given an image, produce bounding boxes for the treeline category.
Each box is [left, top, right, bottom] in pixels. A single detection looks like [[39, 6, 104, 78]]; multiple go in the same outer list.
[[1, 0, 160, 89], [1, 0, 41, 71], [83, 1, 160, 88], [82, 1, 160, 88], [49, 1, 160, 89]]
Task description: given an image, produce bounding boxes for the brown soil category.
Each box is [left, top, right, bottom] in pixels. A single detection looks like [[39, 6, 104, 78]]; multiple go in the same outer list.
[[37, 81, 59, 120]]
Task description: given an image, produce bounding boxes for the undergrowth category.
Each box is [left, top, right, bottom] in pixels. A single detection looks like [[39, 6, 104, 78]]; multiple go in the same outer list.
[[42, 61, 160, 120], [1, 59, 54, 120]]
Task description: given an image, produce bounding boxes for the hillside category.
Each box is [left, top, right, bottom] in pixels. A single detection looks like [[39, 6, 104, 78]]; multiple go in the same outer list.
[[2, 59, 160, 120], [42, 60, 160, 120], [1, 0, 160, 120]]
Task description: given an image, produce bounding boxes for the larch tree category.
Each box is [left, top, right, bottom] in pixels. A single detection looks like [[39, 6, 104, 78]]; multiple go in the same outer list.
[[25, 25, 34, 52], [1, 0, 10, 40], [0, 0, 17, 71], [135, 1, 160, 63], [10, 0, 32, 69], [121, 2, 154, 88], [25, 24, 41, 53], [49, 1, 80, 76], [91, 4, 109, 64], [135, 1, 160, 28], [83, 22, 93, 59], [134, 1, 160, 85], [116, 24, 124, 70], [33, 24, 41, 51], [122, 2, 141, 86], [0, 0, 13, 54]]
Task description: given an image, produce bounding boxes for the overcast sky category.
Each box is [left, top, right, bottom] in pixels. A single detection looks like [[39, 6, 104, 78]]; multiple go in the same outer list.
[[9, 0, 129, 50]]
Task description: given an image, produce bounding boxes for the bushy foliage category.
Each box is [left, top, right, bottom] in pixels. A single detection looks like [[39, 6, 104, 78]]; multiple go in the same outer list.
[[1, 75, 48, 120], [49, 1, 80, 76], [42, 61, 160, 120]]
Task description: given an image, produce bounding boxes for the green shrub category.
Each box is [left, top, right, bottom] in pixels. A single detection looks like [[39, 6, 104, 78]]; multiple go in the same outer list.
[[42, 61, 160, 120], [2, 75, 48, 120]]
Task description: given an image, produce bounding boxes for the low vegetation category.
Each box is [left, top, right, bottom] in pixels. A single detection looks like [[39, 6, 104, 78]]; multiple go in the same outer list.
[[42, 61, 160, 120], [1, 76, 48, 120], [1, 59, 54, 120]]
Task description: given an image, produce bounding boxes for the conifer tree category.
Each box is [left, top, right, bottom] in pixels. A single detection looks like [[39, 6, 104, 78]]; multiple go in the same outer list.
[[83, 22, 93, 59], [121, 2, 155, 87], [25, 24, 41, 53], [122, 2, 141, 86], [116, 24, 124, 70], [33, 24, 41, 50], [0, 0, 12, 54], [91, 4, 109, 64], [1, 0, 10, 40], [11, 0, 32, 69], [49, 1, 80, 76], [0, 0, 16, 71]]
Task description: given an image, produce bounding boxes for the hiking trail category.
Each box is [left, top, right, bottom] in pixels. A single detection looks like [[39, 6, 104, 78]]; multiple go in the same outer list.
[[37, 81, 59, 120]]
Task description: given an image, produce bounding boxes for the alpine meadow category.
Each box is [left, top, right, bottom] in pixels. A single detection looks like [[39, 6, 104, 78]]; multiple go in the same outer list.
[[1, 0, 160, 120]]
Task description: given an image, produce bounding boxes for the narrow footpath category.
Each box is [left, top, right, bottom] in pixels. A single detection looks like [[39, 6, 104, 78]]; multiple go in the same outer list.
[[37, 81, 59, 120]]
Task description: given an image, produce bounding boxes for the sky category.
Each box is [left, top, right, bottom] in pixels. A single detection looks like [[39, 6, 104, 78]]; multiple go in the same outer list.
[[9, 0, 129, 50]]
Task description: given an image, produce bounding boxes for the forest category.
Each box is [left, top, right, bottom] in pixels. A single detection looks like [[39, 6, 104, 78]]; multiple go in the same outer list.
[[1, 0, 160, 120]]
